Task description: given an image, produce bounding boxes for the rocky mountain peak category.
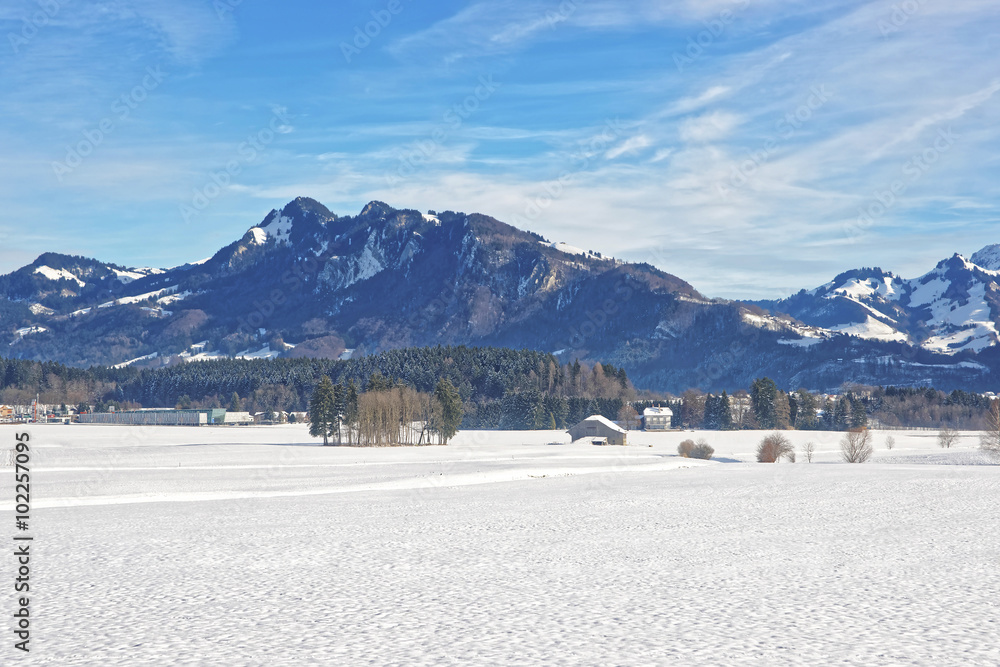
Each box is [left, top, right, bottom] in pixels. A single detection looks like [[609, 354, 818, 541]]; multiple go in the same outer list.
[[359, 201, 395, 220], [971, 244, 1000, 271]]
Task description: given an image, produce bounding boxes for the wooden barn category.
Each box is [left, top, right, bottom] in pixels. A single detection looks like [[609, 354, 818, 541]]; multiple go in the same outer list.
[[567, 414, 628, 446]]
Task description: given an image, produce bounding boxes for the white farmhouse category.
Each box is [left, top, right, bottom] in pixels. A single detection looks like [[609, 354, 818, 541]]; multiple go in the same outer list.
[[643, 406, 673, 431]]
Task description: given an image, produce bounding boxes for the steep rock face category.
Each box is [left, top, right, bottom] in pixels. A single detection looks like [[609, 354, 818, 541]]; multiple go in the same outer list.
[[1, 197, 998, 392]]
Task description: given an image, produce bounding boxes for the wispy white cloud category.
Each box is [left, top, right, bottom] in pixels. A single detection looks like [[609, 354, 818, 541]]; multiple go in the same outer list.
[[678, 111, 743, 143], [872, 80, 1000, 159], [605, 135, 652, 160]]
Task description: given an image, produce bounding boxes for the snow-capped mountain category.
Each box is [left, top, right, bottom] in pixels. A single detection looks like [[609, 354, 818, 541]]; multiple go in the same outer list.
[[758, 252, 1000, 356], [970, 244, 1000, 271], [1, 197, 997, 392]]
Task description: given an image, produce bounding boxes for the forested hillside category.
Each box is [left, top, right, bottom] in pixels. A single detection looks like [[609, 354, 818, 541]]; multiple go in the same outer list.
[[0, 346, 635, 428]]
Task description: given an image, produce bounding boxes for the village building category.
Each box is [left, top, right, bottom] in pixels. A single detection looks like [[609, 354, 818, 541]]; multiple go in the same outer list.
[[567, 415, 628, 446], [78, 408, 227, 426], [643, 406, 673, 430], [222, 411, 254, 425]]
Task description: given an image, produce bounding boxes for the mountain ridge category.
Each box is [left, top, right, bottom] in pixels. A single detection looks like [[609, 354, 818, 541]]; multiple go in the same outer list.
[[1, 196, 997, 393]]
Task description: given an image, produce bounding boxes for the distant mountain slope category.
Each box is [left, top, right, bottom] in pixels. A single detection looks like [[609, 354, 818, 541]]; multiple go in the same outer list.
[[1, 196, 996, 392], [757, 253, 1000, 356]]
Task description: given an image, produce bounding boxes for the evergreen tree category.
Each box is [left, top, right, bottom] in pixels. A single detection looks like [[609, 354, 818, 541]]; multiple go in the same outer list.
[[718, 391, 734, 430], [433, 377, 463, 444], [366, 372, 389, 392], [795, 389, 818, 430], [774, 391, 791, 429], [228, 392, 241, 413], [751, 377, 779, 429], [308, 376, 338, 445], [344, 379, 359, 445], [703, 394, 720, 430], [849, 396, 868, 428], [834, 396, 851, 430]]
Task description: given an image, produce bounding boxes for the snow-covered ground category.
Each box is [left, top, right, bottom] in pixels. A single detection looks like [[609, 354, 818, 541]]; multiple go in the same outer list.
[[2, 425, 999, 665]]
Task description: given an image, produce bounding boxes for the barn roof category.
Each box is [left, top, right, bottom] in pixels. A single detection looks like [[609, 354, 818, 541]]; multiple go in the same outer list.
[[575, 414, 627, 433]]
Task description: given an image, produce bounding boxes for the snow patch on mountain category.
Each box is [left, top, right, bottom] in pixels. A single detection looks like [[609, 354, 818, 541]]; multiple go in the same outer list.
[[353, 244, 385, 284], [830, 316, 908, 342], [908, 276, 949, 308], [235, 344, 283, 360], [248, 228, 268, 245], [260, 212, 294, 242], [98, 286, 180, 309], [319, 233, 387, 291], [918, 282, 998, 353], [828, 275, 903, 301], [112, 268, 149, 283], [157, 290, 192, 306], [29, 303, 54, 316], [34, 265, 85, 287], [111, 352, 159, 369], [14, 325, 47, 338]]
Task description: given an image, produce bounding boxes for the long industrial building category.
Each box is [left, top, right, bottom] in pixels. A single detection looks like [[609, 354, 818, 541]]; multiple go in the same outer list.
[[77, 408, 229, 426]]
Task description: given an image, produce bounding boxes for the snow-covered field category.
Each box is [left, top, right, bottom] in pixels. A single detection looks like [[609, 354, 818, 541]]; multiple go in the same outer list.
[[2, 425, 999, 665]]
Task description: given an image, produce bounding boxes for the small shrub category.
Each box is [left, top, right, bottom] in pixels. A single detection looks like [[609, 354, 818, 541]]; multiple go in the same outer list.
[[803, 441, 815, 463], [757, 432, 794, 463], [689, 438, 714, 460], [885, 435, 895, 450], [841, 427, 873, 463], [677, 439, 696, 457]]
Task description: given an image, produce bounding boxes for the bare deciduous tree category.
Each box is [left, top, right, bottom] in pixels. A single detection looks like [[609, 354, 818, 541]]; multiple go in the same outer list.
[[938, 427, 959, 449], [802, 440, 816, 463], [757, 432, 794, 463], [841, 428, 873, 463], [803, 441, 815, 462], [885, 435, 895, 450], [980, 400, 1000, 457], [618, 405, 640, 431]]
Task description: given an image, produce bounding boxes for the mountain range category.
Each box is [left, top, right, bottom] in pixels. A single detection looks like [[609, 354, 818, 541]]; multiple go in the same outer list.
[[2, 196, 998, 393]]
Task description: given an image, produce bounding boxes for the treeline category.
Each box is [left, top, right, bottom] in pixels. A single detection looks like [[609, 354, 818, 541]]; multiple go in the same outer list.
[[0, 346, 634, 429], [658, 378, 994, 431]]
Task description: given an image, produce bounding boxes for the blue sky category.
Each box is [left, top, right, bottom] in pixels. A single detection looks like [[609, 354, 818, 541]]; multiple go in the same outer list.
[[0, 0, 997, 299]]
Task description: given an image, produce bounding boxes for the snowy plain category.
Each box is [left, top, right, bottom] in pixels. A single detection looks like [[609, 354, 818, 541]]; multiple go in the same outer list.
[[2, 424, 999, 666]]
